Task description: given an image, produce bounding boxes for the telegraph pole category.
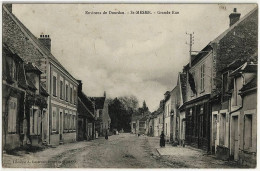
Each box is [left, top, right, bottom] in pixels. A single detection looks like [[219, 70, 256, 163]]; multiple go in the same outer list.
[[186, 32, 194, 67]]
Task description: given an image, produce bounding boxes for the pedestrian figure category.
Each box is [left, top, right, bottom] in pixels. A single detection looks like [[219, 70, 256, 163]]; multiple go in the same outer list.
[[105, 129, 108, 140], [160, 131, 165, 147]]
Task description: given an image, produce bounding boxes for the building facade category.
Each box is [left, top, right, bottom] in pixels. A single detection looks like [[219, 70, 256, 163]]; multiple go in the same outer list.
[[3, 4, 79, 146]]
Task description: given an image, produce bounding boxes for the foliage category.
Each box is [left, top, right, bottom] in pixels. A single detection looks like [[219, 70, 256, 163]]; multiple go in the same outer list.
[[108, 96, 139, 132]]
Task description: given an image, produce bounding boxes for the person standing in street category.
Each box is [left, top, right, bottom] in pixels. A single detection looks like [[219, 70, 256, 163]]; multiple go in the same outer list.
[[105, 129, 108, 140], [160, 131, 165, 147]]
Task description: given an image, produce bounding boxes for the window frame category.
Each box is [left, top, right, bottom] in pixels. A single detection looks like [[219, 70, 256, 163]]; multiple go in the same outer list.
[[52, 72, 57, 97], [200, 63, 205, 92]]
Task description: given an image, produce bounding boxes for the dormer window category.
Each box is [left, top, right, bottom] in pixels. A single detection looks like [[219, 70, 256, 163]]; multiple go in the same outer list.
[[10, 59, 17, 81]]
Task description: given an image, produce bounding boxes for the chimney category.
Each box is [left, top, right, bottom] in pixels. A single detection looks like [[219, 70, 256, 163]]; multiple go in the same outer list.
[[38, 34, 51, 51], [4, 4, 12, 13], [104, 91, 106, 97], [77, 80, 82, 93], [229, 8, 241, 27]]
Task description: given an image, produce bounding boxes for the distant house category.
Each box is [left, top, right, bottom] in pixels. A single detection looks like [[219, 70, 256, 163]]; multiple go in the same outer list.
[[139, 114, 149, 135], [130, 114, 142, 134], [130, 111, 150, 135], [89, 94, 110, 137], [163, 91, 171, 141]]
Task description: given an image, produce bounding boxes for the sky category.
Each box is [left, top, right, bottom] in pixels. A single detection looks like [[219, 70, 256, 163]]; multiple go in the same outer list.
[[13, 3, 256, 111]]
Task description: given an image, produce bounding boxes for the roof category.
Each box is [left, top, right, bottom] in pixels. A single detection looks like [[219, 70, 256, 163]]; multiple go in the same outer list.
[[24, 62, 42, 74], [222, 59, 245, 73], [78, 97, 95, 119], [229, 62, 257, 77], [131, 114, 143, 122], [40, 84, 49, 96], [179, 72, 187, 103], [240, 76, 257, 93], [211, 7, 258, 45], [184, 7, 258, 69], [78, 92, 95, 115], [3, 44, 28, 89], [139, 115, 149, 122], [3, 5, 78, 85], [26, 78, 37, 91], [89, 97, 106, 109]]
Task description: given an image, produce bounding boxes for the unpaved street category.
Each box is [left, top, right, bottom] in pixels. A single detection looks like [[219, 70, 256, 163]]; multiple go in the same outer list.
[[3, 133, 240, 168]]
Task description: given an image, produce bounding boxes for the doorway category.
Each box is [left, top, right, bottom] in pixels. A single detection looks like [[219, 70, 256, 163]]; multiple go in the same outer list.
[[212, 114, 218, 153], [59, 112, 63, 141], [231, 115, 239, 161]]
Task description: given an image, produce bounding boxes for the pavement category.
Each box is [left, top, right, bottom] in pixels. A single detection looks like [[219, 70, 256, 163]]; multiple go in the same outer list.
[[2, 133, 243, 168]]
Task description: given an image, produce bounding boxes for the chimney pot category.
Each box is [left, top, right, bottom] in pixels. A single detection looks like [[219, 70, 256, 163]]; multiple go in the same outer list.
[[38, 34, 51, 51], [234, 8, 237, 12]]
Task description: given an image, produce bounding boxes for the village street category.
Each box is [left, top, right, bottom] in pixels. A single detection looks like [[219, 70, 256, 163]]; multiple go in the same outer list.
[[3, 133, 241, 168]]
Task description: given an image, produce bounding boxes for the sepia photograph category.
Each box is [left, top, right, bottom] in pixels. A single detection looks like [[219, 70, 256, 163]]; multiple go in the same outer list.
[[1, 2, 258, 169]]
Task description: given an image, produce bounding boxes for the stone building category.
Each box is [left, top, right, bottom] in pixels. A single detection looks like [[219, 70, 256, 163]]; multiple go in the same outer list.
[[152, 101, 164, 137], [2, 44, 28, 150], [209, 7, 258, 159], [3, 4, 79, 146], [237, 63, 257, 167], [180, 7, 257, 152], [2, 44, 48, 150]]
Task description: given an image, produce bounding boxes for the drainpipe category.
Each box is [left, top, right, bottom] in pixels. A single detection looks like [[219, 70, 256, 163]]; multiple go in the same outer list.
[[229, 105, 242, 156]]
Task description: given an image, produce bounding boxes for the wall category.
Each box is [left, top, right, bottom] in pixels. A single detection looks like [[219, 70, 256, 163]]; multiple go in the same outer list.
[[238, 92, 257, 167], [2, 7, 49, 89], [187, 53, 213, 102], [214, 9, 258, 94], [164, 98, 171, 140]]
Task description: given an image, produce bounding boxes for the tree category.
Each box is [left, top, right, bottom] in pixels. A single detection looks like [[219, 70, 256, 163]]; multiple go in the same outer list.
[[108, 96, 139, 132]]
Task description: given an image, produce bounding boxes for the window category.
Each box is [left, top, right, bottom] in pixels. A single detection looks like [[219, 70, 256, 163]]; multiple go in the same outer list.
[[60, 80, 63, 99], [65, 84, 69, 101], [200, 63, 205, 92], [190, 72, 195, 96], [8, 97, 17, 133], [244, 114, 253, 149], [8, 58, 17, 81], [69, 114, 72, 130], [166, 123, 167, 135], [52, 108, 57, 132], [30, 109, 40, 135], [70, 86, 73, 103], [73, 115, 76, 130], [53, 75, 57, 96], [74, 89, 77, 105]]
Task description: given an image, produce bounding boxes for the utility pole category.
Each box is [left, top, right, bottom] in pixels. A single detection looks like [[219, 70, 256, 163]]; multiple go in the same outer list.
[[186, 32, 194, 67]]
